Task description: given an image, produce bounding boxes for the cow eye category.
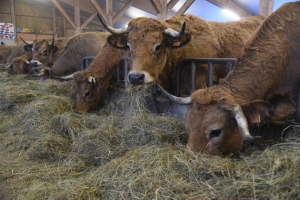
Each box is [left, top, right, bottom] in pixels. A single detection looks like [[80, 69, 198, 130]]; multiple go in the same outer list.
[[42, 50, 47, 56], [154, 44, 161, 53], [84, 91, 91, 97], [209, 129, 222, 139]]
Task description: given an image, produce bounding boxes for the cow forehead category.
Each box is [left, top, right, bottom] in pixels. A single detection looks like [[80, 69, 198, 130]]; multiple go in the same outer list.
[[128, 31, 161, 42]]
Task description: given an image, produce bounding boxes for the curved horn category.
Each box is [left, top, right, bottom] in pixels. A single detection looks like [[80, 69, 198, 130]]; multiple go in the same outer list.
[[51, 73, 74, 80], [20, 37, 30, 45], [97, 14, 129, 35], [155, 83, 192, 105], [231, 104, 262, 143], [50, 35, 55, 48], [164, 22, 186, 38]]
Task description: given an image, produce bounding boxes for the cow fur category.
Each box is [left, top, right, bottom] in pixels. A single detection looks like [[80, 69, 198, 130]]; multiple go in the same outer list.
[[107, 14, 263, 94], [186, 2, 300, 156], [73, 42, 128, 113], [6, 52, 33, 75], [1, 43, 26, 64], [42, 32, 110, 76]]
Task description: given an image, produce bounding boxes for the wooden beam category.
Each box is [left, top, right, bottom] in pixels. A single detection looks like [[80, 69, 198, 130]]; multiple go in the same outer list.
[[259, 0, 274, 17], [118, 0, 157, 15], [90, 0, 107, 23], [160, 0, 167, 19], [74, 0, 82, 35], [106, 0, 113, 26], [52, 7, 56, 34], [52, 0, 76, 29], [113, 0, 136, 22], [81, 11, 97, 29], [207, 0, 252, 18], [175, 0, 195, 15], [167, 0, 179, 10], [150, 0, 162, 13], [59, 0, 96, 13], [9, 0, 17, 43]]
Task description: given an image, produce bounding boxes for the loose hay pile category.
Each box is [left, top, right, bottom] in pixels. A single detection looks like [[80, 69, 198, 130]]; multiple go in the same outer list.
[[0, 72, 299, 199]]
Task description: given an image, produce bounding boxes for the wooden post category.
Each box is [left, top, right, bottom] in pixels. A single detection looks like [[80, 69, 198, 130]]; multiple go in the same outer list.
[[106, 0, 113, 26], [52, 7, 57, 37], [259, 0, 274, 17], [160, 0, 167, 20], [74, 0, 82, 35], [9, 0, 17, 44]]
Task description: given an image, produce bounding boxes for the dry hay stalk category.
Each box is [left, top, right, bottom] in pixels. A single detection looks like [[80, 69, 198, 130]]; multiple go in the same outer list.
[[0, 72, 299, 199]]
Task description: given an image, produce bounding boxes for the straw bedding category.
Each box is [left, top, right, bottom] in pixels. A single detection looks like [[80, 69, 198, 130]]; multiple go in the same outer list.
[[0, 71, 299, 199]]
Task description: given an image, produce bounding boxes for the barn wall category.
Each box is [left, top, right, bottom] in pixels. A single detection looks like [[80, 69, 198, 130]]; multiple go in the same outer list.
[[0, 0, 104, 43]]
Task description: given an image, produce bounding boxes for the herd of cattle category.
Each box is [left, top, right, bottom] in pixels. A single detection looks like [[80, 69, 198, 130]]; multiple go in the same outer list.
[[0, 2, 299, 156]]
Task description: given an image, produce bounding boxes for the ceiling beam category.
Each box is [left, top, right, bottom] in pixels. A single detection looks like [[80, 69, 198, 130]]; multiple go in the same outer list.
[[118, 0, 157, 15], [74, 0, 82, 34], [259, 0, 274, 17], [59, 0, 96, 13], [113, 0, 137, 22], [150, 0, 162, 13], [175, 0, 195, 15], [52, 0, 76, 29], [167, 0, 179, 10], [90, 0, 108, 23], [81, 11, 97, 29], [106, 0, 113, 26], [206, 0, 252, 18]]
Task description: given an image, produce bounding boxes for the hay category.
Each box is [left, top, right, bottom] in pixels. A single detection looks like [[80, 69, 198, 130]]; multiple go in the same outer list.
[[0, 72, 299, 199]]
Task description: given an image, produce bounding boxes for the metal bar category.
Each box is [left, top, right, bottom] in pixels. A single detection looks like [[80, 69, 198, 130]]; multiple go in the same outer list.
[[191, 62, 196, 93], [116, 58, 129, 86], [175, 58, 237, 96], [297, 84, 300, 122], [207, 62, 213, 87], [124, 59, 129, 86], [227, 61, 233, 73], [80, 56, 95, 71]]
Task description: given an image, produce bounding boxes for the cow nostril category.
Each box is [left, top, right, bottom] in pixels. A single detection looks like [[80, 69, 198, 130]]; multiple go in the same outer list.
[[128, 73, 145, 85]]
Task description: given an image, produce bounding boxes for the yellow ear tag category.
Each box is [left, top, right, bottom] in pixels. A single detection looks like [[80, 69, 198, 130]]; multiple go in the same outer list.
[[117, 43, 125, 48]]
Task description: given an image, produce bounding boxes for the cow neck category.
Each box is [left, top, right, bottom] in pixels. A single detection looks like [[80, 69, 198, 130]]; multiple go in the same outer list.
[[219, 82, 249, 106]]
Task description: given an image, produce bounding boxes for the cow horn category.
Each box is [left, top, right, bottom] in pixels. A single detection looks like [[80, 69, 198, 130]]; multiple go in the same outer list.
[[51, 35, 55, 47], [97, 14, 129, 35], [51, 73, 74, 80], [164, 22, 186, 38], [231, 104, 262, 143], [154, 83, 192, 104], [20, 37, 30, 45]]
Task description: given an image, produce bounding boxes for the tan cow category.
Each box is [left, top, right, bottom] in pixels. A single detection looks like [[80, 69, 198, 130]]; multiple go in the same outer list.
[[99, 14, 264, 94], [22, 37, 69, 67], [65, 14, 263, 114], [5, 52, 33, 75], [165, 2, 300, 156]]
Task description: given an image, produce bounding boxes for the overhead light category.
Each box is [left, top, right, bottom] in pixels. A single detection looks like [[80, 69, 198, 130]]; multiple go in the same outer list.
[[222, 9, 240, 20]]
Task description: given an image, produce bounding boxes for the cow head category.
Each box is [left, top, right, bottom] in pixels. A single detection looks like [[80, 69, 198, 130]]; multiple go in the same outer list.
[[22, 36, 58, 67], [6, 55, 33, 75], [72, 71, 112, 113], [98, 15, 191, 85], [185, 86, 275, 155]]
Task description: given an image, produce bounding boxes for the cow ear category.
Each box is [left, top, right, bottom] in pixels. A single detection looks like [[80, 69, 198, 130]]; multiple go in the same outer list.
[[107, 34, 129, 50], [268, 95, 296, 120], [24, 44, 33, 52], [49, 46, 58, 53], [165, 33, 191, 49], [241, 100, 274, 126]]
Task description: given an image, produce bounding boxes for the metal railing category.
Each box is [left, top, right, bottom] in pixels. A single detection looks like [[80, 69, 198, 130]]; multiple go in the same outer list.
[[80, 56, 95, 71], [174, 58, 236, 96]]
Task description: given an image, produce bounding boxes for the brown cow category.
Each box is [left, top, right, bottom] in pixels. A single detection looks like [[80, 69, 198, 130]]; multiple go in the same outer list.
[[99, 14, 263, 94], [23, 37, 69, 67], [169, 2, 300, 156], [38, 32, 110, 77], [66, 14, 263, 114], [0, 43, 26, 65], [5, 52, 33, 75]]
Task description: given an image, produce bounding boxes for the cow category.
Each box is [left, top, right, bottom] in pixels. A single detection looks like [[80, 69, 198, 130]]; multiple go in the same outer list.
[[159, 1, 300, 156], [5, 52, 33, 75], [62, 14, 263, 114], [99, 13, 264, 95], [22, 36, 69, 67], [0, 43, 27, 65], [37, 32, 110, 77]]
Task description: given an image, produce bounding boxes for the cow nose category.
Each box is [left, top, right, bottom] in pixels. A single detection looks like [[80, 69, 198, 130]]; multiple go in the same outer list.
[[128, 73, 145, 85]]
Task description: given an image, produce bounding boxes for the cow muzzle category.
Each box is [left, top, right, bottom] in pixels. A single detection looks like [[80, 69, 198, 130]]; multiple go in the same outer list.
[[30, 60, 42, 67], [128, 72, 145, 85]]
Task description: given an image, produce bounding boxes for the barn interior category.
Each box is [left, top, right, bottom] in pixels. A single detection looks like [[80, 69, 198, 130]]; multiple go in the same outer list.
[[0, 0, 300, 199]]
